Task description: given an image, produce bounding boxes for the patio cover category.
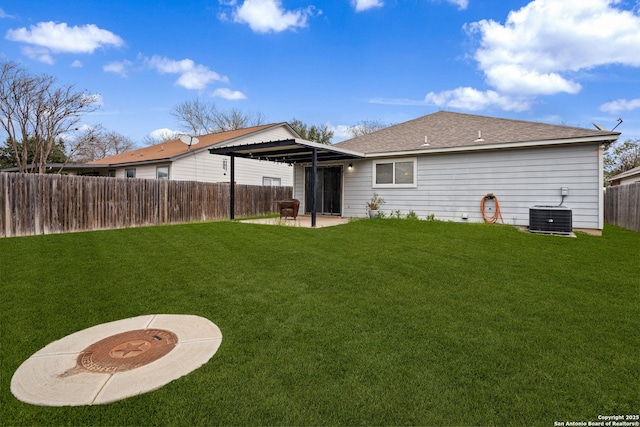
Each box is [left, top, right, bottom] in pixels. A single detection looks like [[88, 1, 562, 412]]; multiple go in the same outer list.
[[208, 138, 364, 227]]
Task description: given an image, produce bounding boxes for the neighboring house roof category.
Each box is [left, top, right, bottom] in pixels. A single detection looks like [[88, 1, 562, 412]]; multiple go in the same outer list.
[[608, 165, 640, 182], [88, 123, 294, 166], [335, 111, 620, 155]]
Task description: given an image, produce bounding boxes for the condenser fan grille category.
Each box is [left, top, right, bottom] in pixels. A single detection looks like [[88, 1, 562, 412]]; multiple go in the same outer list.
[[529, 206, 572, 234]]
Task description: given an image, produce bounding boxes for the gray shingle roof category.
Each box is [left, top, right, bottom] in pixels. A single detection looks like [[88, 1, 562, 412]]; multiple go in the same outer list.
[[335, 111, 619, 154]]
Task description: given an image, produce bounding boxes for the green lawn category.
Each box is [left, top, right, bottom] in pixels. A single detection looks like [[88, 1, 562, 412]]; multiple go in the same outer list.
[[1, 220, 638, 426]]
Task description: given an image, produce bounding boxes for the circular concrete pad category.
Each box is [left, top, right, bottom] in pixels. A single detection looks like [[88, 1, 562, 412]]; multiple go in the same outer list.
[[11, 314, 222, 406]]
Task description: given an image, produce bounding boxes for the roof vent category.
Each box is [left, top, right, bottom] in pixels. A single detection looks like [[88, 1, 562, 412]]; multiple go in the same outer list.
[[474, 131, 484, 143], [422, 135, 429, 146]]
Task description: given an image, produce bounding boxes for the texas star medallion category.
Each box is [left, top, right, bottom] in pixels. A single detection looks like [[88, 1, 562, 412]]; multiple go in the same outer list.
[[62, 329, 178, 376]]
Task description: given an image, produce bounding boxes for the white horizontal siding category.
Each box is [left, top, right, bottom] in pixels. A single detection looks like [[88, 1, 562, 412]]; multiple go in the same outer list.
[[234, 157, 293, 186], [327, 143, 602, 230], [171, 152, 293, 185], [171, 152, 226, 183], [114, 164, 158, 179], [112, 154, 292, 186]]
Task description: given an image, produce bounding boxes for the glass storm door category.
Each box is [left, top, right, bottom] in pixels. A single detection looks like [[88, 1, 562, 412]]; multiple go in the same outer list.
[[304, 166, 342, 215]]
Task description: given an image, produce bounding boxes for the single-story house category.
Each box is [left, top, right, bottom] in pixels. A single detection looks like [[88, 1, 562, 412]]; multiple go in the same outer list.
[[210, 111, 620, 234], [78, 123, 298, 186], [608, 165, 640, 186]]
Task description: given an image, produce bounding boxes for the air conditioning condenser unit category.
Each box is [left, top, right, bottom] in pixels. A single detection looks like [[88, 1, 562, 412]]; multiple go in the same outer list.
[[529, 206, 572, 235]]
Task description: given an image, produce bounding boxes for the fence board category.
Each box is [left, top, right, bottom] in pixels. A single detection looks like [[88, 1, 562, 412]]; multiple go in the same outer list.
[[0, 173, 292, 238], [604, 182, 640, 232]]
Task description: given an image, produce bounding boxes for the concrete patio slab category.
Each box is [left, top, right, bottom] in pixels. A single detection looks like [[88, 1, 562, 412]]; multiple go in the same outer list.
[[240, 215, 351, 228], [11, 314, 222, 406]]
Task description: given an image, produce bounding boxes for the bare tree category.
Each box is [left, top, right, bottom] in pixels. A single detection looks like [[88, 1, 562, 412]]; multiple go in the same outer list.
[[170, 98, 218, 135], [171, 98, 266, 135], [349, 119, 391, 138], [0, 60, 100, 173], [142, 130, 180, 146], [214, 107, 266, 132], [70, 124, 136, 162]]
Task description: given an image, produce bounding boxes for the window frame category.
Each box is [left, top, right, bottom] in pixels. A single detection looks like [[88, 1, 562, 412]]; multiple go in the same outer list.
[[125, 168, 136, 178], [262, 177, 281, 186], [372, 157, 417, 188], [156, 165, 170, 180]]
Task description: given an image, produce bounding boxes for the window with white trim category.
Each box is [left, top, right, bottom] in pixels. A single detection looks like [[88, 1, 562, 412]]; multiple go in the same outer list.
[[125, 168, 136, 178], [156, 166, 169, 180], [263, 177, 281, 186], [373, 158, 417, 188]]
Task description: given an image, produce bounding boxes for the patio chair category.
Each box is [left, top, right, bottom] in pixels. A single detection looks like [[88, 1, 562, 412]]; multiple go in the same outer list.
[[277, 199, 300, 220]]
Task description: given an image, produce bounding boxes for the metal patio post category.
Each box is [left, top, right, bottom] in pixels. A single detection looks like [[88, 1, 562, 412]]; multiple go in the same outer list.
[[229, 154, 235, 220], [311, 148, 317, 227]]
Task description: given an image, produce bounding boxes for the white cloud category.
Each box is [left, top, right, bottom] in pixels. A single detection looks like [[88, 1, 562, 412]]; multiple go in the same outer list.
[[447, 0, 468, 10], [71, 60, 83, 68], [5, 21, 124, 63], [148, 128, 179, 141], [145, 56, 229, 90], [0, 8, 15, 18], [424, 87, 532, 111], [20, 45, 54, 64], [427, 0, 468, 10], [327, 123, 353, 142], [103, 60, 132, 77], [466, 0, 640, 96], [483, 64, 581, 95], [600, 98, 640, 113], [352, 0, 383, 12], [211, 88, 247, 100], [431, 0, 469, 10], [232, 0, 316, 33]]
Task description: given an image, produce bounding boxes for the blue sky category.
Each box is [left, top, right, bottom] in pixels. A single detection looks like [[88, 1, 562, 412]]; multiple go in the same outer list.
[[1, 0, 639, 144]]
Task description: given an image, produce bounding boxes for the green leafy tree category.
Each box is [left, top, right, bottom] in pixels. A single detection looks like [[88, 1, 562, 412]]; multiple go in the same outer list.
[[0, 137, 68, 170], [604, 138, 640, 180], [289, 118, 333, 144]]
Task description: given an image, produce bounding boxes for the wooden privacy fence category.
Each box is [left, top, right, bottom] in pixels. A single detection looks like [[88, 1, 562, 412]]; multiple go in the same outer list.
[[0, 173, 292, 238], [604, 182, 640, 232]]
